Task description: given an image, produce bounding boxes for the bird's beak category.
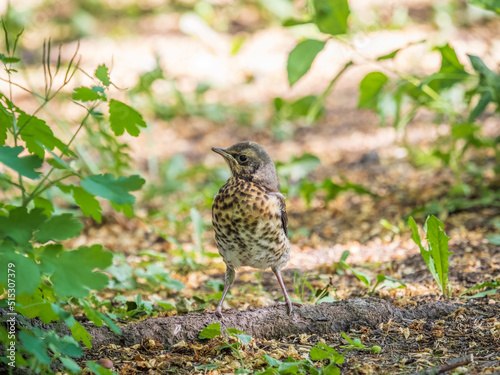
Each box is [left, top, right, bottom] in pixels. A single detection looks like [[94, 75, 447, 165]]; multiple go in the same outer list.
[[212, 147, 232, 160]]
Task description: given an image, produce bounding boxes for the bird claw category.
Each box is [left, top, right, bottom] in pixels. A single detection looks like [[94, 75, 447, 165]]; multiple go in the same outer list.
[[206, 308, 233, 318], [276, 301, 303, 315]]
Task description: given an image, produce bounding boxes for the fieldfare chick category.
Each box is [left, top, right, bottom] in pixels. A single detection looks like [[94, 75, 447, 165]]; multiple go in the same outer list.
[[211, 142, 301, 317]]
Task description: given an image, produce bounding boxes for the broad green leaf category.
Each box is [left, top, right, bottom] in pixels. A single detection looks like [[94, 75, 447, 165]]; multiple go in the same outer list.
[[73, 87, 100, 102], [33, 197, 54, 217], [0, 145, 42, 179], [287, 39, 326, 87], [81, 173, 145, 206], [277, 361, 300, 374], [0, 104, 11, 146], [35, 213, 84, 243], [156, 300, 176, 311], [323, 364, 341, 375], [264, 353, 282, 367], [310, 346, 330, 360], [59, 184, 102, 222], [235, 333, 252, 344], [358, 72, 388, 109], [109, 99, 147, 137], [199, 322, 222, 339], [463, 289, 498, 299], [425, 215, 452, 296], [0, 247, 41, 295], [19, 331, 51, 364], [87, 360, 116, 375], [469, 55, 500, 105], [0, 207, 46, 245], [95, 64, 111, 86], [16, 290, 59, 323], [46, 332, 83, 358], [40, 245, 113, 298], [60, 357, 82, 373], [451, 123, 480, 139], [313, 0, 350, 35], [68, 321, 92, 349], [487, 234, 500, 245], [428, 44, 468, 91], [17, 112, 67, 159], [469, 0, 500, 13]]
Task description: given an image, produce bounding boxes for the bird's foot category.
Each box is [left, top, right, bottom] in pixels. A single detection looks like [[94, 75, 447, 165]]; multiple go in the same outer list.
[[205, 308, 234, 318], [276, 301, 303, 315]]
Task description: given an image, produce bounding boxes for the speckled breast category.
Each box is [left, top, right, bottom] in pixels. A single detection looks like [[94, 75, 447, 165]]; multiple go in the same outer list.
[[212, 177, 290, 270]]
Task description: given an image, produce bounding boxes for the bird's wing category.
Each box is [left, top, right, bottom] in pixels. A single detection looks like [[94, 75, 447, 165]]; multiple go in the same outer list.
[[270, 192, 288, 237]]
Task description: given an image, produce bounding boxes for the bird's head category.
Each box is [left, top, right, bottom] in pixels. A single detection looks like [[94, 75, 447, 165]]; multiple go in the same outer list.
[[212, 142, 279, 191]]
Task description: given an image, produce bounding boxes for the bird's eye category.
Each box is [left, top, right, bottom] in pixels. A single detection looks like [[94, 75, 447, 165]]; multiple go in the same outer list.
[[239, 155, 248, 163]]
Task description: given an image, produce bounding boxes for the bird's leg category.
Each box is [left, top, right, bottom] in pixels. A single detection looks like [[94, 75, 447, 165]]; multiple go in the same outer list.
[[272, 267, 302, 314], [215, 267, 235, 318]]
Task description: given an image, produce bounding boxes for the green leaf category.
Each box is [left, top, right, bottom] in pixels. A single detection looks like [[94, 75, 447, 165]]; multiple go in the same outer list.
[[310, 346, 330, 360], [18, 112, 67, 159], [95, 64, 111, 86], [313, 0, 350, 35], [59, 185, 102, 222], [41, 245, 113, 298], [409, 216, 440, 288], [264, 353, 282, 367], [451, 123, 480, 139], [235, 333, 252, 344], [109, 99, 147, 137], [358, 72, 388, 109], [377, 49, 400, 61], [60, 357, 82, 373], [469, 91, 492, 121], [468, 55, 500, 105], [33, 197, 54, 217], [35, 213, 84, 243], [487, 234, 500, 245], [0, 103, 11, 146], [287, 39, 326, 87], [341, 261, 371, 289], [156, 300, 176, 311], [469, 0, 500, 14], [0, 247, 41, 295], [19, 331, 51, 364], [0, 207, 46, 245], [199, 322, 222, 339], [0, 145, 42, 179], [87, 360, 116, 375], [16, 290, 60, 323], [68, 321, 92, 349], [81, 173, 145, 206], [425, 215, 452, 297], [73, 87, 100, 102], [46, 332, 83, 358]]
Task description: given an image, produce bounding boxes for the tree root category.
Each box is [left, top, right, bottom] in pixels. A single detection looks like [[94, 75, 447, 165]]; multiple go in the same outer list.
[[72, 298, 460, 349]]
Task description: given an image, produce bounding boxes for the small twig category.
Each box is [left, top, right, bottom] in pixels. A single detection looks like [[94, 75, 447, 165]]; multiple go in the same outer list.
[[411, 355, 472, 375]]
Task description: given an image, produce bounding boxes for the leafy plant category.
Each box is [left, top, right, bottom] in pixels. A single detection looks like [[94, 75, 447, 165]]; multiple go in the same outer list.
[[408, 216, 453, 297], [460, 279, 499, 299], [293, 271, 336, 304], [199, 322, 252, 374], [0, 23, 146, 373], [339, 251, 406, 293]]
